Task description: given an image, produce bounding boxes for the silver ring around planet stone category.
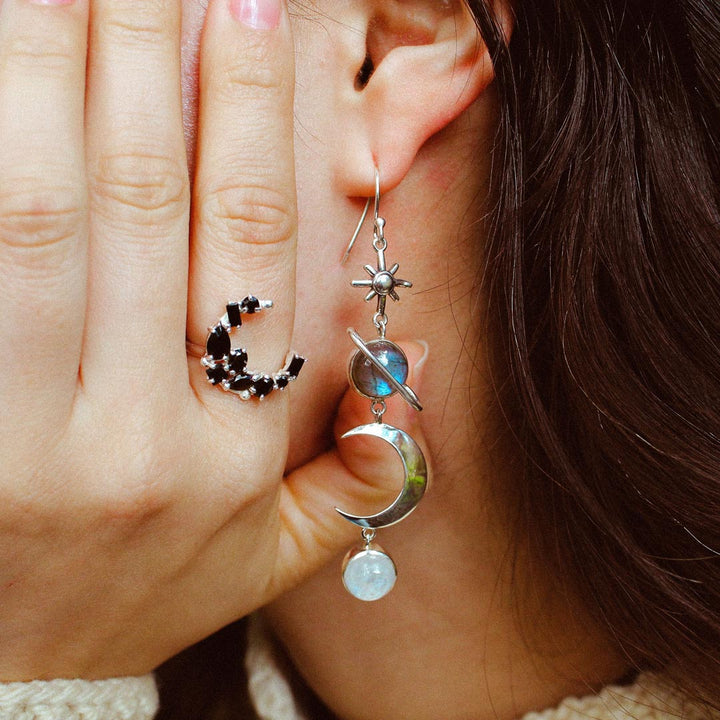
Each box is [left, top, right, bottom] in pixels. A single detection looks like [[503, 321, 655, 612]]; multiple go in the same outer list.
[[347, 328, 422, 411], [201, 297, 306, 400]]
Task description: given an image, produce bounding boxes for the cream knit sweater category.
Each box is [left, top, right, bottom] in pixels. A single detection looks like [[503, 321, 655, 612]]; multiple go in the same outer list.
[[0, 623, 715, 720]]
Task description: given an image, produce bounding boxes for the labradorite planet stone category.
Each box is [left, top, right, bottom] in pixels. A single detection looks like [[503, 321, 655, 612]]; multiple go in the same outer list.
[[349, 340, 408, 399]]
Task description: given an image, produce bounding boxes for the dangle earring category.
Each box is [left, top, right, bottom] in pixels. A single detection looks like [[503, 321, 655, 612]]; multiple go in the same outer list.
[[336, 170, 428, 602]]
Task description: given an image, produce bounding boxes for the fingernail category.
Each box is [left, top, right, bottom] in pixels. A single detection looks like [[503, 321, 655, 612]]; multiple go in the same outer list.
[[412, 340, 429, 371], [405, 340, 429, 371], [402, 340, 429, 387], [29, 0, 75, 5], [230, 0, 281, 29]]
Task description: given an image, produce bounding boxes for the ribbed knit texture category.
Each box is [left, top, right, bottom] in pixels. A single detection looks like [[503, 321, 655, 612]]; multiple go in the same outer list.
[[246, 616, 308, 720], [520, 675, 718, 720], [0, 675, 158, 720]]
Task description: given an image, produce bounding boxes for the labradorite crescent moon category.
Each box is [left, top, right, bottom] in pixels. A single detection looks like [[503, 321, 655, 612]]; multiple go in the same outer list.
[[335, 423, 428, 529]]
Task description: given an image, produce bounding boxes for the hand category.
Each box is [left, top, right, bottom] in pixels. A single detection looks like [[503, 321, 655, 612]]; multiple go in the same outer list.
[[0, 0, 426, 681]]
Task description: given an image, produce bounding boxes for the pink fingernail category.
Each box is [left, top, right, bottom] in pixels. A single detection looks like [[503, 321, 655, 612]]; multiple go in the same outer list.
[[29, 0, 75, 5], [230, 0, 281, 30]]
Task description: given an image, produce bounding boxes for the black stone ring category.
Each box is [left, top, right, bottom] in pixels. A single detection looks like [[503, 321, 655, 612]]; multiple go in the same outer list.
[[201, 297, 306, 400]]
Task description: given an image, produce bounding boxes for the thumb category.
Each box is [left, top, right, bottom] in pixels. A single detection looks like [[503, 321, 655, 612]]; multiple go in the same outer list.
[[274, 340, 430, 594]]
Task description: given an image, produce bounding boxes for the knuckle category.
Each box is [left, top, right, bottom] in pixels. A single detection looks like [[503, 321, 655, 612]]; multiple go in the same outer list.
[[91, 150, 188, 225], [96, 477, 169, 529], [99, 1, 174, 48], [216, 62, 281, 101], [221, 443, 279, 508], [85, 432, 172, 526], [65, 400, 177, 520], [1, 32, 77, 75], [0, 183, 84, 252], [209, 38, 286, 105], [202, 182, 294, 247]]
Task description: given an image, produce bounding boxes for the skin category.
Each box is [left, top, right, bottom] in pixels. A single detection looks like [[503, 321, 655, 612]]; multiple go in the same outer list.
[[0, 1, 626, 719], [198, 3, 628, 718]]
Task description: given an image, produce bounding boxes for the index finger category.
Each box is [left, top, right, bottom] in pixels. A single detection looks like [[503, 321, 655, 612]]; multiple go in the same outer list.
[[188, 0, 297, 390]]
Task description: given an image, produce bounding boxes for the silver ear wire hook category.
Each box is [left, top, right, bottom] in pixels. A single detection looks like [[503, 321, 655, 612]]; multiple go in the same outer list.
[[373, 166, 381, 223], [341, 168, 381, 264], [341, 197, 370, 265]]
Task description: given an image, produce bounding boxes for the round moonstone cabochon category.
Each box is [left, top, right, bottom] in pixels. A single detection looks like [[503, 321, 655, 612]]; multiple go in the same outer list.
[[342, 545, 397, 601], [348, 340, 408, 399]]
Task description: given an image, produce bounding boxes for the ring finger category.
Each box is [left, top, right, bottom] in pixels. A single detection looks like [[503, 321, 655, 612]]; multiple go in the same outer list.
[[188, 0, 297, 407]]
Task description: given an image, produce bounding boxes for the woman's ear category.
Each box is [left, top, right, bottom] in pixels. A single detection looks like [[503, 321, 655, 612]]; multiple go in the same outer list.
[[331, 0, 513, 195]]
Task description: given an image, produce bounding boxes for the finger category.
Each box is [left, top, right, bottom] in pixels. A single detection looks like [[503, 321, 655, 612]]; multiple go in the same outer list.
[[82, 0, 189, 396], [188, 0, 297, 397], [274, 341, 430, 595], [0, 0, 88, 426], [160, 353, 427, 630]]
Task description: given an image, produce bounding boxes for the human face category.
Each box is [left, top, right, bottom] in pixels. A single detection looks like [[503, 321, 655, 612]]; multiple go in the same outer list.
[[175, 6, 630, 720]]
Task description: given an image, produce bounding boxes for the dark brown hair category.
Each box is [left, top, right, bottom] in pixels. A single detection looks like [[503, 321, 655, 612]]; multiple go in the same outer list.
[[467, 0, 720, 708], [157, 0, 720, 716]]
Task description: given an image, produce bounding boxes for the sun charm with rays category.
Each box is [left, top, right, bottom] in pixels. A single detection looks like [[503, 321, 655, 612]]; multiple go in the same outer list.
[[351, 217, 412, 316]]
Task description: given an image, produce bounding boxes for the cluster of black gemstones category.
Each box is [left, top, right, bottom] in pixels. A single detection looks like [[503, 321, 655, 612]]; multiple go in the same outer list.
[[203, 297, 306, 400]]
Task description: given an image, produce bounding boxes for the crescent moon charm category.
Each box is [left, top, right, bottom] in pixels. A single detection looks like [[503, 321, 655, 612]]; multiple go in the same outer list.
[[201, 298, 306, 400], [335, 423, 428, 529]]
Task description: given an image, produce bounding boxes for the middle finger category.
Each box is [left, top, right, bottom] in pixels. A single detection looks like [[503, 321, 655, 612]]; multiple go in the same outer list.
[[83, 0, 189, 396]]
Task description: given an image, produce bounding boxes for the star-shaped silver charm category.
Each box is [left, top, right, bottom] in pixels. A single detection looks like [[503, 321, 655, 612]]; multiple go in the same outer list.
[[351, 244, 412, 316]]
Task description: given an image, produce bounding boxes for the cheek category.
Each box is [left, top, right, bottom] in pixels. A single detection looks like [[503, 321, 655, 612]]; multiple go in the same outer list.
[[288, 153, 371, 471], [285, 201, 363, 471]]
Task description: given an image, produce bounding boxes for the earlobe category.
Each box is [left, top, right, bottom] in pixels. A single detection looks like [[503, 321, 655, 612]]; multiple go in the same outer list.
[[331, 0, 513, 196]]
